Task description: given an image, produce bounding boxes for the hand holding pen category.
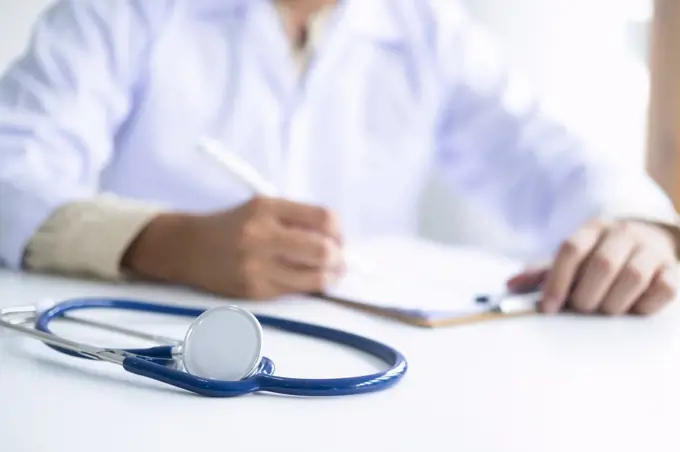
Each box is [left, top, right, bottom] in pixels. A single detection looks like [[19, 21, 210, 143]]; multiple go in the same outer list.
[[184, 196, 348, 299], [197, 137, 370, 271], [121, 137, 359, 300]]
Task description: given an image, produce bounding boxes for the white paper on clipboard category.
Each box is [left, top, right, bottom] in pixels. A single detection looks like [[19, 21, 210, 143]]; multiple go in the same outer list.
[[325, 236, 529, 314]]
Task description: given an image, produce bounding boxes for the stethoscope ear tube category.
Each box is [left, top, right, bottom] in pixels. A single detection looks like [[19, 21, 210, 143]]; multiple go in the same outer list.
[[122, 354, 279, 397], [122, 353, 407, 397], [122, 356, 261, 397]]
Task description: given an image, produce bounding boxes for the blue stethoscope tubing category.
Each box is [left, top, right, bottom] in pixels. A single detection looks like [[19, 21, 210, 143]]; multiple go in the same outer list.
[[33, 298, 408, 398]]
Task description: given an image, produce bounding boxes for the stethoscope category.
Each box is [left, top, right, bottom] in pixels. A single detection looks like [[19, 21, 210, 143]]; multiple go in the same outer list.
[[0, 298, 407, 397]]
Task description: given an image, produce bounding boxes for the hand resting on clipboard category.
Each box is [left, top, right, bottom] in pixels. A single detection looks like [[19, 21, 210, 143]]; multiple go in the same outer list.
[[319, 236, 542, 328]]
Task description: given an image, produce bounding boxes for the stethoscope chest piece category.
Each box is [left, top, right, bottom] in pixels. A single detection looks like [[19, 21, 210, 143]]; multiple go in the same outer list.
[[181, 306, 263, 381]]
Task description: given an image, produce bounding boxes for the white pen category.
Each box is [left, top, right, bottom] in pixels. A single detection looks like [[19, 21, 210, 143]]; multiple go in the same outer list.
[[198, 137, 279, 197], [197, 137, 372, 275]]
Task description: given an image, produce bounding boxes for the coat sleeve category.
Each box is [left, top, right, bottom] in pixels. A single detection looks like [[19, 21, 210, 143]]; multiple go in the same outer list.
[[428, 1, 679, 259], [0, 0, 175, 269]]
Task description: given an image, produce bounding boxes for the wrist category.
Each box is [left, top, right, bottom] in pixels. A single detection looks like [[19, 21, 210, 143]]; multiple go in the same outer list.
[[619, 218, 680, 261], [121, 212, 198, 282]]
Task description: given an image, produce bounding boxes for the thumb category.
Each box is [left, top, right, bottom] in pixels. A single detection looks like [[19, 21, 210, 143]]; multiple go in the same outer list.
[[507, 267, 549, 293]]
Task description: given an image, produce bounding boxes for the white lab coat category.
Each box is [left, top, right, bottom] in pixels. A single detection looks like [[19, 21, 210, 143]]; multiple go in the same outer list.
[[0, 0, 675, 269]]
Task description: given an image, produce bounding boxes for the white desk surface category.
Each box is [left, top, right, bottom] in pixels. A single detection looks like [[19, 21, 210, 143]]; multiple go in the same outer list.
[[2, 269, 680, 452]]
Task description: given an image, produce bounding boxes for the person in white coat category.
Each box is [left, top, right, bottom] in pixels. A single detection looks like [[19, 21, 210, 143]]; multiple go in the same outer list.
[[0, 0, 678, 316]]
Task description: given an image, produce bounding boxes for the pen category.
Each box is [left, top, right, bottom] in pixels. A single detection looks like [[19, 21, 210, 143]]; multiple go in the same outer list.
[[198, 137, 279, 197], [197, 137, 372, 275]]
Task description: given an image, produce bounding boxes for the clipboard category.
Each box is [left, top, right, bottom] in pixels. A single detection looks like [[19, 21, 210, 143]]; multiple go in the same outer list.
[[311, 237, 541, 328], [315, 291, 539, 328]]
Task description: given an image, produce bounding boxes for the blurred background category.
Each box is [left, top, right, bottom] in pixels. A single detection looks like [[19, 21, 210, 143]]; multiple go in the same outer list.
[[0, 0, 660, 256], [420, 0, 657, 255]]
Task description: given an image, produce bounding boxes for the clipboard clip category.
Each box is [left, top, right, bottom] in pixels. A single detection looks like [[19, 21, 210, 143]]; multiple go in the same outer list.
[[476, 290, 541, 315]]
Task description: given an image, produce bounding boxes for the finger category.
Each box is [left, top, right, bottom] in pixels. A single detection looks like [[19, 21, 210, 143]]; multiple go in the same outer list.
[[569, 228, 636, 313], [542, 224, 603, 314], [271, 199, 342, 240], [631, 266, 678, 316], [269, 226, 343, 269], [598, 248, 658, 316], [507, 268, 548, 293], [267, 262, 339, 294]]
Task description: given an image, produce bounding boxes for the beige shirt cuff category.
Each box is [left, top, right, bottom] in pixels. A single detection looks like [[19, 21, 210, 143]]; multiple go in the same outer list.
[[23, 195, 164, 281]]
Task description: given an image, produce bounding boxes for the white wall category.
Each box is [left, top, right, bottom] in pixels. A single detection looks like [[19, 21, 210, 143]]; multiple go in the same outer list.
[[0, 0, 654, 255], [462, 0, 651, 163]]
